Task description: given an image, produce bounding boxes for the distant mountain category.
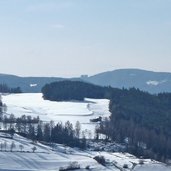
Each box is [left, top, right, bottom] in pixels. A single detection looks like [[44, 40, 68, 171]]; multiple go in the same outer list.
[[0, 69, 171, 93], [83, 69, 171, 94], [0, 74, 80, 93]]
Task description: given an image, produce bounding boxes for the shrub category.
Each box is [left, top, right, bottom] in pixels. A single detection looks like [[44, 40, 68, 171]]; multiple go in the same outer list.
[[59, 162, 80, 171], [139, 159, 144, 165], [123, 164, 128, 168], [85, 165, 90, 170], [93, 155, 106, 166]]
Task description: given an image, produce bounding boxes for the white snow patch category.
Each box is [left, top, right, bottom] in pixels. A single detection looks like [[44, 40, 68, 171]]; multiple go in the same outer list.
[[146, 80, 167, 86], [30, 84, 37, 87]]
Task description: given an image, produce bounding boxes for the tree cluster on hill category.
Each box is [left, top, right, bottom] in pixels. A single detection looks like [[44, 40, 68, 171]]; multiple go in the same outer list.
[[42, 80, 107, 101], [0, 113, 86, 149], [0, 83, 22, 93], [97, 88, 171, 162], [37, 120, 86, 148], [0, 114, 40, 133]]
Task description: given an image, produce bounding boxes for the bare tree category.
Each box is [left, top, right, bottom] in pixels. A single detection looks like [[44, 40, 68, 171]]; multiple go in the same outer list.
[[88, 130, 92, 140], [19, 144, 24, 152], [2, 104, 7, 113], [4, 141, 7, 151], [0, 142, 4, 151], [32, 146, 37, 153], [75, 121, 81, 139], [10, 141, 16, 152]]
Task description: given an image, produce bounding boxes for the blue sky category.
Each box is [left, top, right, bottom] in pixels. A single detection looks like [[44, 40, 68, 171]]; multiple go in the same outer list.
[[0, 0, 171, 77]]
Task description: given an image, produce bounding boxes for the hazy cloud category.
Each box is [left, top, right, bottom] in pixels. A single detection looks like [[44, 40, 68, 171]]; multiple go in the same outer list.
[[0, 0, 170, 77], [51, 24, 65, 29]]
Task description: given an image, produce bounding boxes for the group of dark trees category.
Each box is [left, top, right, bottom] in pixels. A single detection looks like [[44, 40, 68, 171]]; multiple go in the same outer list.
[[0, 114, 40, 130], [42, 80, 171, 162], [0, 114, 86, 149], [0, 106, 40, 137], [42, 81, 107, 101], [0, 83, 22, 93], [33, 120, 86, 148], [97, 88, 171, 162]]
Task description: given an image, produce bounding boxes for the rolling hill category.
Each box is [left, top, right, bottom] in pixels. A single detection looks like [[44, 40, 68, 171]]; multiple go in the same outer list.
[[0, 69, 171, 93], [83, 69, 171, 94]]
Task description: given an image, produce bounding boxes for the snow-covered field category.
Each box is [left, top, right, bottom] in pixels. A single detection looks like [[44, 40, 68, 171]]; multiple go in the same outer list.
[[0, 132, 170, 171], [2, 93, 111, 136], [1, 94, 171, 170]]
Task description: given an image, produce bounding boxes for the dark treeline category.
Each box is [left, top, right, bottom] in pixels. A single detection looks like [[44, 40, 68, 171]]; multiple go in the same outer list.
[[97, 88, 171, 162], [42, 80, 107, 101], [1, 114, 40, 124], [42, 80, 171, 161], [0, 114, 86, 149], [0, 83, 22, 93], [0, 113, 40, 132], [34, 120, 86, 148]]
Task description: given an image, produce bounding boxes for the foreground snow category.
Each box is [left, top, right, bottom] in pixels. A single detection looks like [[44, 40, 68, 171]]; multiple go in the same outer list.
[[2, 93, 111, 135], [0, 133, 170, 171]]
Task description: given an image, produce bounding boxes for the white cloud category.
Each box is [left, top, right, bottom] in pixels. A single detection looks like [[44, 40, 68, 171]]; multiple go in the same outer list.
[[51, 24, 64, 29]]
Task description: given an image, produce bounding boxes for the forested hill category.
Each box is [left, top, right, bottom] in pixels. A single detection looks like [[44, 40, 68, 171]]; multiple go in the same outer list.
[[101, 88, 171, 161], [1, 69, 171, 93], [42, 80, 171, 161], [83, 69, 171, 94], [42, 80, 108, 101], [0, 74, 80, 93]]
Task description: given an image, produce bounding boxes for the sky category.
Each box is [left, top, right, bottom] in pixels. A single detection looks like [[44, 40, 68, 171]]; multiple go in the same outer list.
[[0, 0, 171, 77]]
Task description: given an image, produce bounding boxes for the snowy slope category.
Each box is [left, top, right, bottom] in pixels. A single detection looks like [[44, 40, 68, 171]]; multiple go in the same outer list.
[[2, 93, 111, 136], [0, 133, 170, 171], [1, 94, 171, 170]]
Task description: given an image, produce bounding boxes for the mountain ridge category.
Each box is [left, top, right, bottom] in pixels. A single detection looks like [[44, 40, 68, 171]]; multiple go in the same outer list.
[[0, 69, 171, 93], [84, 69, 171, 94]]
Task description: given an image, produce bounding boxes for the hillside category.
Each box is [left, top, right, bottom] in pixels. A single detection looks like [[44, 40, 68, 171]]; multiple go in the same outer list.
[[41, 80, 171, 161], [97, 88, 171, 161], [84, 69, 171, 94], [0, 132, 170, 171]]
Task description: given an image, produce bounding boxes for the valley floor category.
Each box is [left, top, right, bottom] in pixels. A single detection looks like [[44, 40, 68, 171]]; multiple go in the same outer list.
[[2, 93, 111, 137]]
